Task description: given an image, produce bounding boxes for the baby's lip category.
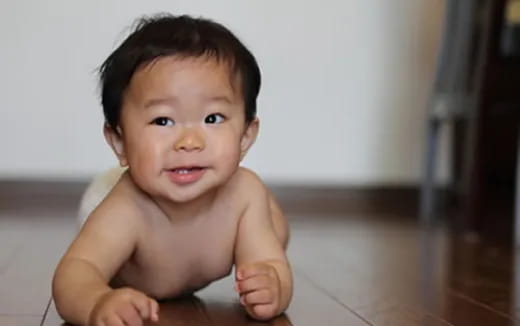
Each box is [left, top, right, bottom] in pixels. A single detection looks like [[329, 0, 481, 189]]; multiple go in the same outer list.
[[166, 166, 207, 185], [169, 166, 207, 171]]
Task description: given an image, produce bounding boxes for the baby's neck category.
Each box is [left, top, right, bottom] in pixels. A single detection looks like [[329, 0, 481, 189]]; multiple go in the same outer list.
[[152, 188, 219, 224]]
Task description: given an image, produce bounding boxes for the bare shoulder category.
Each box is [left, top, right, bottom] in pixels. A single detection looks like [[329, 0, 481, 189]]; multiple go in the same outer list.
[[235, 167, 267, 189], [63, 172, 151, 278], [235, 167, 281, 207], [232, 168, 288, 243], [231, 167, 270, 203], [233, 167, 287, 264], [83, 171, 148, 233]]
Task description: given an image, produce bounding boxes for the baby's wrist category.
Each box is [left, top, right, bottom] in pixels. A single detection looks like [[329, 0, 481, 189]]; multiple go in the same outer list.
[[86, 288, 113, 325]]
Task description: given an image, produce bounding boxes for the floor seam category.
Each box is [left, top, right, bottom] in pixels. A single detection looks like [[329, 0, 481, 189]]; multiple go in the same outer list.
[[449, 289, 517, 321], [294, 268, 375, 326], [39, 297, 52, 326]]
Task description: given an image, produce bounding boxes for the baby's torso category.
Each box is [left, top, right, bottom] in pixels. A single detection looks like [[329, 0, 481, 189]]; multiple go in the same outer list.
[[112, 186, 242, 299]]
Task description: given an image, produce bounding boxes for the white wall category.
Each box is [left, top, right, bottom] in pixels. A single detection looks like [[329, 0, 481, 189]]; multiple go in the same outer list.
[[0, 0, 447, 185]]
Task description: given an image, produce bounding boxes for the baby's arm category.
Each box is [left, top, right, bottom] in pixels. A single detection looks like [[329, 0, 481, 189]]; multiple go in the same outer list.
[[52, 195, 158, 326], [234, 174, 293, 320]]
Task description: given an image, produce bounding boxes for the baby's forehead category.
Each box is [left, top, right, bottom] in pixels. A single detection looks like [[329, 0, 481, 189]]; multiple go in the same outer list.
[[135, 55, 242, 94], [122, 55, 245, 110], [142, 55, 238, 80]]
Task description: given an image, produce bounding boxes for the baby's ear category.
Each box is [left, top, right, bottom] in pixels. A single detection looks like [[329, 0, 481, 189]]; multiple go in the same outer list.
[[240, 118, 259, 161], [103, 124, 128, 167]]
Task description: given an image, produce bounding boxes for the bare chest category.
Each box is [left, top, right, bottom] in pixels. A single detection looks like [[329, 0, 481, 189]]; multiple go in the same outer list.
[[115, 213, 238, 298]]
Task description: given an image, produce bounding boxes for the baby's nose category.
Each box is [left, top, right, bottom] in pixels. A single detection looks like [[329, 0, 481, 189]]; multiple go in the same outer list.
[[174, 127, 205, 152]]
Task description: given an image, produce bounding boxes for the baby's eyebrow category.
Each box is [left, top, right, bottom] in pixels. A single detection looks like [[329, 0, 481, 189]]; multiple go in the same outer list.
[[143, 94, 234, 109], [204, 95, 233, 104], [144, 97, 177, 109]]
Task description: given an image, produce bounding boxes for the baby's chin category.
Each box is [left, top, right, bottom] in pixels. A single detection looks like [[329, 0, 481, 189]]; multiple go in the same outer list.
[[163, 191, 208, 204], [160, 181, 223, 204]]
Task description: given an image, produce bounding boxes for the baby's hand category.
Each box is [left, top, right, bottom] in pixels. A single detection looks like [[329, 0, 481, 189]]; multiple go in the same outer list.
[[235, 262, 281, 320], [89, 288, 159, 326]]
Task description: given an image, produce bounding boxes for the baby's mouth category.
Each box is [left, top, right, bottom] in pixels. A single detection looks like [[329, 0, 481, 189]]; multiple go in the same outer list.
[[170, 167, 206, 174], [167, 166, 207, 185]]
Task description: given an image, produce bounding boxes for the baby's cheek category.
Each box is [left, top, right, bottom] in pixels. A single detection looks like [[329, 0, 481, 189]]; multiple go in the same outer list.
[[214, 144, 241, 165]]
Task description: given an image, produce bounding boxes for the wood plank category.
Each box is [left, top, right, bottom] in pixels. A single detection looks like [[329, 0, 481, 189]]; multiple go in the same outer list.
[[5, 181, 518, 325], [288, 216, 517, 325], [45, 259, 371, 326], [0, 214, 75, 316], [195, 273, 370, 326], [446, 237, 515, 317]]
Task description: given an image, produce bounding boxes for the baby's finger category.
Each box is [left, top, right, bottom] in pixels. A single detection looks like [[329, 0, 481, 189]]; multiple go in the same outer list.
[[242, 288, 274, 305], [237, 263, 273, 281], [117, 304, 143, 326], [252, 303, 278, 320], [105, 315, 126, 326], [130, 295, 151, 320], [149, 298, 160, 322], [237, 274, 271, 294]]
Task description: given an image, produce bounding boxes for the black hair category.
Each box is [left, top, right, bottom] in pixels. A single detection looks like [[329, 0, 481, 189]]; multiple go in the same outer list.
[[99, 13, 261, 132]]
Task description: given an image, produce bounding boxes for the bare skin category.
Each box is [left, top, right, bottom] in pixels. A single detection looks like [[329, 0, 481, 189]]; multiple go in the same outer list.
[[52, 57, 292, 326], [105, 168, 289, 299]]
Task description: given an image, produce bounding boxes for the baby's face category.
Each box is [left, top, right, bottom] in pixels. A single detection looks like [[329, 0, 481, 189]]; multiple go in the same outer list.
[[114, 56, 257, 202]]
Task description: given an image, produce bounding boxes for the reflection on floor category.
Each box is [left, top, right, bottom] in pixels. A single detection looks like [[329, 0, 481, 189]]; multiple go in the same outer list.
[[0, 186, 518, 326]]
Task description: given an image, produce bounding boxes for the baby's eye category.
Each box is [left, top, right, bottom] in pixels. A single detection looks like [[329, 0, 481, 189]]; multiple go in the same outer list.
[[205, 113, 225, 124], [151, 117, 174, 126]]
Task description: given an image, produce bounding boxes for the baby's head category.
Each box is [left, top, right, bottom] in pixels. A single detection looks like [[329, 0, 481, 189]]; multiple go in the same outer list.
[[100, 14, 261, 133], [98, 14, 262, 202]]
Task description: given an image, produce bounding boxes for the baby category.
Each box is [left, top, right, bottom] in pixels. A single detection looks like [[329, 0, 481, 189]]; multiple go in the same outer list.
[[52, 14, 292, 326]]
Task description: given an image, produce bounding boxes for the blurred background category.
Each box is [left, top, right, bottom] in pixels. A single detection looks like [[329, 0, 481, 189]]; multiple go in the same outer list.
[[3, 0, 520, 243], [0, 0, 446, 185]]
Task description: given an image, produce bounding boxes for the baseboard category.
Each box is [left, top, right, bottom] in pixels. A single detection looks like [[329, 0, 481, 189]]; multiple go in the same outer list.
[[0, 180, 420, 216], [0, 180, 88, 213], [269, 185, 419, 216]]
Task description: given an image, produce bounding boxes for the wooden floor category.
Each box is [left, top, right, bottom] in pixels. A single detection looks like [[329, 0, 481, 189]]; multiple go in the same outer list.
[[1, 185, 519, 325]]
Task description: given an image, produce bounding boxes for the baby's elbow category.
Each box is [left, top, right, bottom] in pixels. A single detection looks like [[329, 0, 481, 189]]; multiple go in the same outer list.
[[51, 262, 68, 317]]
